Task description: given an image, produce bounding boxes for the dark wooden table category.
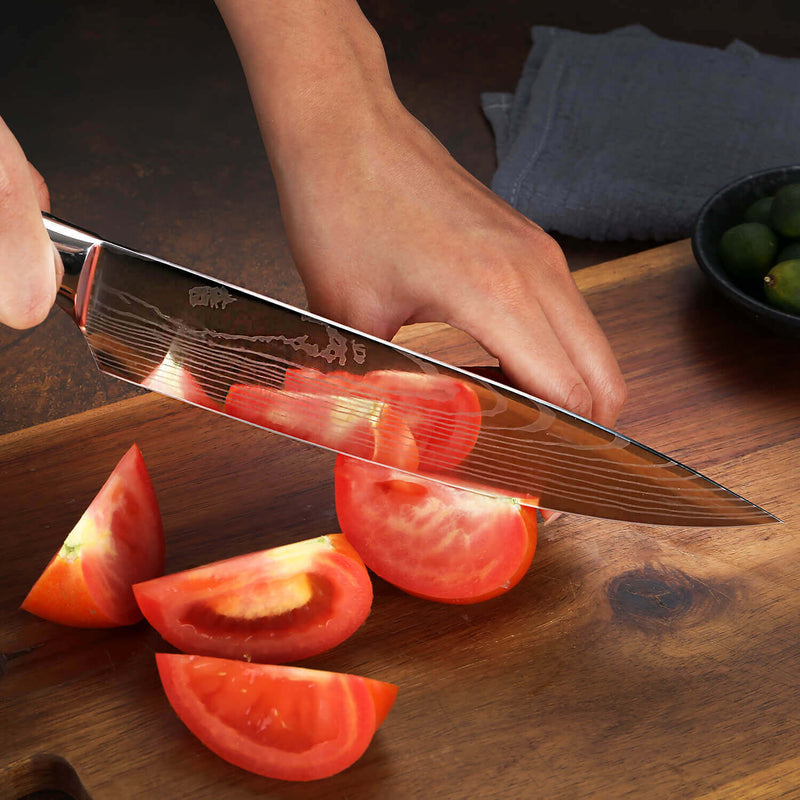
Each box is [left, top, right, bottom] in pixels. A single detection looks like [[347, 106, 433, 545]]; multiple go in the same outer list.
[[3, 239, 799, 799]]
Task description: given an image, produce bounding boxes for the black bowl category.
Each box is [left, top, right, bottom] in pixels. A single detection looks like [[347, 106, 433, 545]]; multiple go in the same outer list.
[[691, 165, 800, 339]]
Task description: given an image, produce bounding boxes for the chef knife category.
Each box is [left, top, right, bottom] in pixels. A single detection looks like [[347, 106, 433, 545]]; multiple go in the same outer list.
[[44, 213, 778, 527]]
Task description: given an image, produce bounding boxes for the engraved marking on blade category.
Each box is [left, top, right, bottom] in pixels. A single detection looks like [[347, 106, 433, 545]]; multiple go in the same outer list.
[[240, 326, 367, 366], [189, 286, 237, 309], [110, 288, 367, 368], [351, 340, 367, 365]]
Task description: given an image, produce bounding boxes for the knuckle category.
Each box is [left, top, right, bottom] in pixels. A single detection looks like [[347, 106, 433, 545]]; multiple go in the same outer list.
[[509, 221, 569, 274], [28, 164, 50, 211], [531, 230, 569, 272], [589, 369, 629, 427], [562, 379, 594, 419], [607, 372, 629, 410], [0, 160, 17, 209]]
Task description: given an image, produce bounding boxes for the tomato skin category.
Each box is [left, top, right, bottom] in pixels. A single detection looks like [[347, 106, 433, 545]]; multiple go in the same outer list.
[[224, 384, 418, 470], [156, 654, 398, 781], [284, 368, 481, 471], [134, 535, 373, 664], [21, 444, 165, 627], [335, 456, 537, 604]]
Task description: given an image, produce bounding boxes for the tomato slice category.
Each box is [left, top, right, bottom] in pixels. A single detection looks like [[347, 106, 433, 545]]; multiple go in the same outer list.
[[142, 351, 219, 410], [134, 535, 373, 663], [284, 368, 481, 471], [224, 384, 418, 470], [334, 455, 537, 604], [156, 654, 397, 781], [21, 444, 165, 627]]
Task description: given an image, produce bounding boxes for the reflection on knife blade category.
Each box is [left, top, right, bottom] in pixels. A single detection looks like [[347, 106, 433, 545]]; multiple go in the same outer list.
[[46, 213, 780, 528]]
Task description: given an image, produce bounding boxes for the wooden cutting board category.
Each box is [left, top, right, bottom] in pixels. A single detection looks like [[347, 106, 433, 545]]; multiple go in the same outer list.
[[2, 240, 799, 800]]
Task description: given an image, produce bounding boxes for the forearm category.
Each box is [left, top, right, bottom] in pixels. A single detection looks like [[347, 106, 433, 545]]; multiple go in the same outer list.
[[213, 0, 627, 428], [213, 0, 399, 168]]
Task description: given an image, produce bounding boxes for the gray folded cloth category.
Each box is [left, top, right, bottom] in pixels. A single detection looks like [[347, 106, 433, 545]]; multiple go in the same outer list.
[[482, 25, 800, 241]]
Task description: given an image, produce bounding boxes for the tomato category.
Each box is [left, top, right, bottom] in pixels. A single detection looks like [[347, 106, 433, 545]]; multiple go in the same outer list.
[[225, 384, 418, 470], [134, 535, 373, 664], [142, 351, 218, 410], [284, 368, 481, 471], [334, 455, 537, 604], [21, 444, 165, 627], [156, 653, 397, 781]]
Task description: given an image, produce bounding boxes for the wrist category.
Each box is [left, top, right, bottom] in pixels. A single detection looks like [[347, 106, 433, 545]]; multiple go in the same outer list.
[[215, 0, 399, 162]]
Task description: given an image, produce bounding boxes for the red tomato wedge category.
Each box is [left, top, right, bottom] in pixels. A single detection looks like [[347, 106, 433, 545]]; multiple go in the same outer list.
[[335, 455, 537, 604], [225, 384, 418, 470], [156, 654, 397, 781], [21, 444, 165, 627], [134, 535, 373, 663], [284, 368, 481, 471], [142, 351, 218, 410]]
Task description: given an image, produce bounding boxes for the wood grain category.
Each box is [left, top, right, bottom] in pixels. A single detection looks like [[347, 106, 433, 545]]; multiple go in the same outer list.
[[2, 240, 799, 800]]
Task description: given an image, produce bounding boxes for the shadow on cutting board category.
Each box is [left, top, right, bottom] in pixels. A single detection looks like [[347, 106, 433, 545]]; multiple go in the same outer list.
[[2, 754, 87, 800]]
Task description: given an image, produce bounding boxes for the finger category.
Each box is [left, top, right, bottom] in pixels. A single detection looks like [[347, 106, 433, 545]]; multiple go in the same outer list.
[[456, 292, 596, 419], [0, 117, 61, 329], [536, 272, 628, 428], [445, 245, 626, 428], [26, 161, 64, 291]]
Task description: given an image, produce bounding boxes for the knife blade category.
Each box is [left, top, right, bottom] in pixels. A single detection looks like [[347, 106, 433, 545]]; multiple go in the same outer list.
[[44, 213, 778, 527]]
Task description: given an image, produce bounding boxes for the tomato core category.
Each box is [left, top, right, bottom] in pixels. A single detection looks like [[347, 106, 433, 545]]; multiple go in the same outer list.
[[180, 574, 335, 634]]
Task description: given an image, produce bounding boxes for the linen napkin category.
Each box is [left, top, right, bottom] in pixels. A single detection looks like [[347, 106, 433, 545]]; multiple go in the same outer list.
[[481, 25, 800, 241]]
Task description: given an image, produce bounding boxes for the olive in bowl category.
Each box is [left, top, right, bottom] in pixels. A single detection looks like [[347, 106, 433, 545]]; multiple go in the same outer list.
[[692, 165, 800, 338]]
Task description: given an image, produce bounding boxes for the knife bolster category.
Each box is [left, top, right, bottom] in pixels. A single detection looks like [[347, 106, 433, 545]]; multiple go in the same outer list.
[[43, 213, 102, 321]]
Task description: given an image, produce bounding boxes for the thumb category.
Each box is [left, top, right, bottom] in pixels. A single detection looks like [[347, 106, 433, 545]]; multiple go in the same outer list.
[[0, 117, 62, 329]]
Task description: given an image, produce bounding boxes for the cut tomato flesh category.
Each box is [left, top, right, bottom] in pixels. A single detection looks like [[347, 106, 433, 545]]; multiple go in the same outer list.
[[224, 384, 418, 470], [156, 654, 397, 781], [283, 367, 481, 471], [134, 534, 373, 663], [21, 444, 165, 627], [335, 455, 537, 604]]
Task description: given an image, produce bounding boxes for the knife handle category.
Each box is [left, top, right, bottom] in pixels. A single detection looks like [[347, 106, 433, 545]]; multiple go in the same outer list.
[[43, 213, 102, 320]]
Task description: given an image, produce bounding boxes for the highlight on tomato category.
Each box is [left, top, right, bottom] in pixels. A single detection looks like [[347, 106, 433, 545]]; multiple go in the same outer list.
[[21, 444, 165, 627], [142, 351, 218, 410], [134, 535, 373, 664], [156, 654, 398, 781], [283, 367, 482, 472], [335, 455, 538, 604], [224, 382, 418, 470]]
